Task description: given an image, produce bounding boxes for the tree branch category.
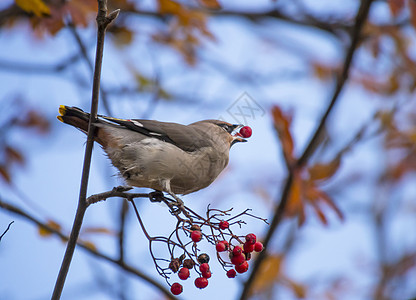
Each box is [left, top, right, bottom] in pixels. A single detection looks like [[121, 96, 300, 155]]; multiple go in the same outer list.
[[238, 1, 375, 299], [0, 199, 175, 299], [52, 1, 119, 299], [86, 186, 149, 206]]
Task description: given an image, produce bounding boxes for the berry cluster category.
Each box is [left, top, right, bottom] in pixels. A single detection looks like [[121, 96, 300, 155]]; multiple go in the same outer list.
[[169, 219, 264, 295], [217, 232, 263, 277], [169, 251, 211, 295]]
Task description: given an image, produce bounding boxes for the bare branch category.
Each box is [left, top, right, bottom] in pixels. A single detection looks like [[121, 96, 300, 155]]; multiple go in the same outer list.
[[239, 1, 375, 299], [52, 1, 119, 298]]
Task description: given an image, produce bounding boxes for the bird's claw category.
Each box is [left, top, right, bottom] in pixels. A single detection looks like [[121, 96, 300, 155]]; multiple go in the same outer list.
[[149, 190, 164, 202]]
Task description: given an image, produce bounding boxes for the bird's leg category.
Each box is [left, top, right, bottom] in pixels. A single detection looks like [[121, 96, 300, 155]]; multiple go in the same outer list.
[[167, 191, 184, 207], [149, 190, 164, 202], [160, 180, 184, 207]]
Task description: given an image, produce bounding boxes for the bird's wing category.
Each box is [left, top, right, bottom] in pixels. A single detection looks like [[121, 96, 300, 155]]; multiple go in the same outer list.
[[99, 116, 210, 152]]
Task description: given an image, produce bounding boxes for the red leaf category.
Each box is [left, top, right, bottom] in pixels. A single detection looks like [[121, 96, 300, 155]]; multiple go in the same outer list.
[[388, 0, 405, 17], [410, 1, 416, 29]]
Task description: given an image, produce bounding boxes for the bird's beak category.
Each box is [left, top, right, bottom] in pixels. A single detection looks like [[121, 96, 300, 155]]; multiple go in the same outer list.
[[230, 124, 247, 146]]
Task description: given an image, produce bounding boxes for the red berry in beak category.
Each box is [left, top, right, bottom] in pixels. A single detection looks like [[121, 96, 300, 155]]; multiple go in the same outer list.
[[239, 126, 252, 138]]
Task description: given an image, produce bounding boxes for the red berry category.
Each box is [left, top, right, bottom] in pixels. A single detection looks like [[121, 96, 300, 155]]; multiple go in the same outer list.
[[202, 270, 212, 279], [227, 269, 237, 278], [254, 241, 263, 252], [232, 246, 243, 256], [194, 277, 209, 289], [239, 126, 252, 138], [245, 233, 257, 245], [170, 282, 183, 295], [245, 252, 252, 261], [219, 220, 229, 230], [199, 263, 210, 273], [216, 241, 226, 252], [178, 267, 190, 280], [235, 261, 249, 273], [231, 253, 245, 265], [243, 242, 255, 253], [191, 230, 202, 242]]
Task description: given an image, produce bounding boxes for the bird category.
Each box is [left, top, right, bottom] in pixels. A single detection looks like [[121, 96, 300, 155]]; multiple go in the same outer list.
[[57, 105, 249, 198]]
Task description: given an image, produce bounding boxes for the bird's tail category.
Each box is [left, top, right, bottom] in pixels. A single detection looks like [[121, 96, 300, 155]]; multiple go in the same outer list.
[[57, 105, 108, 147], [57, 105, 90, 131]]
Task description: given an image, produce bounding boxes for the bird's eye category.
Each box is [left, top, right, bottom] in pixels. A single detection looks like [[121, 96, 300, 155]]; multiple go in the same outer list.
[[219, 124, 231, 133]]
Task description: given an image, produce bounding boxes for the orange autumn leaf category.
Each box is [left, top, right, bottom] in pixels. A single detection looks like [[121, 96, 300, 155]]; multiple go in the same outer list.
[[286, 173, 306, 225], [250, 255, 283, 295], [308, 157, 341, 182], [81, 227, 115, 235], [285, 169, 344, 225], [158, 0, 182, 14], [312, 61, 336, 80], [15, 0, 50, 17], [305, 184, 344, 223], [199, 0, 221, 9], [82, 240, 98, 252], [38, 220, 61, 237], [272, 105, 295, 166]]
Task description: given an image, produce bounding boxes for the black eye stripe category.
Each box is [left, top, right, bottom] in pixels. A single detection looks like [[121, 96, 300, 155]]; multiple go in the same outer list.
[[218, 123, 234, 133]]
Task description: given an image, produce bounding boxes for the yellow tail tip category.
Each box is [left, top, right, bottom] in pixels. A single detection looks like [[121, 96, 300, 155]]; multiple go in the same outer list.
[[58, 105, 67, 116], [57, 115, 64, 122]]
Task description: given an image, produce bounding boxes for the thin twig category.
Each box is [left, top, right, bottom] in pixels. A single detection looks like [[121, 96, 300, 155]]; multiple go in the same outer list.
[[86, 186, 148, 206], [0, 221, 14, 242], [52, 2, 119, 299], [238, 1, 374, 299]]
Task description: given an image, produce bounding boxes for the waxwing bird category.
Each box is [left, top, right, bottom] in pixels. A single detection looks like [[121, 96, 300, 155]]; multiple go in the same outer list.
[[57, 105, 249, 196]]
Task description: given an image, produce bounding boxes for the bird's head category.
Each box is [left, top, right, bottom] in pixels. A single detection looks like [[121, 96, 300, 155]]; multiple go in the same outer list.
[[194, 120, 251, 148]]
